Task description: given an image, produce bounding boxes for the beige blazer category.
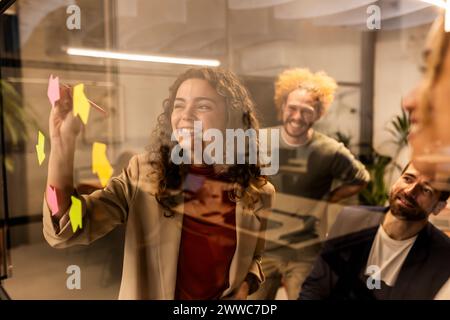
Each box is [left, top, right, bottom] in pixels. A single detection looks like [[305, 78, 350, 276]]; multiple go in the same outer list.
[[42, 153, 274, 299]]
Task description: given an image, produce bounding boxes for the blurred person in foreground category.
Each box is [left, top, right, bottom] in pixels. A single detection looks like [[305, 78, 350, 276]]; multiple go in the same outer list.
[[405, 14, 450, 189]]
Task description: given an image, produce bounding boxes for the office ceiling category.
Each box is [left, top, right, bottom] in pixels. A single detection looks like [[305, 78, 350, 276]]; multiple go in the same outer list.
[[14, 0, 441, 58]]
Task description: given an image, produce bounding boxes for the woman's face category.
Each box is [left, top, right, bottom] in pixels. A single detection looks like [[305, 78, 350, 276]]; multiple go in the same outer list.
[[171, 78, 228, 147]]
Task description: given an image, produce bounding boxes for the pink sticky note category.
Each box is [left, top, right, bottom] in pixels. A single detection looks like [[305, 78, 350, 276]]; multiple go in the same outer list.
[[47, 185, 59, 216], [47, 74, 60, 108]]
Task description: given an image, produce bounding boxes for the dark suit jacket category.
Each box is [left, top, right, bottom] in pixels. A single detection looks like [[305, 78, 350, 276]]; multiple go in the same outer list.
[[300, 206, 450, 300]]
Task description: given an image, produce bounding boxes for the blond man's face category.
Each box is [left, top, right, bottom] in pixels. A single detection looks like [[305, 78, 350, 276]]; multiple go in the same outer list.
[[281, 89, 320, 138]]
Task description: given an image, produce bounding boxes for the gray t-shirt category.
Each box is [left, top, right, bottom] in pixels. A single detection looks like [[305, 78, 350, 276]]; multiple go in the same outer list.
[[271, 127, 370, 200]]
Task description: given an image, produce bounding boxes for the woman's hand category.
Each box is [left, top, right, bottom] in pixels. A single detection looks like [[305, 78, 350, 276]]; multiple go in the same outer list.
[[46, 85, 80, 219], [222, 281, 250, 300], [49, 85, 81, 142]]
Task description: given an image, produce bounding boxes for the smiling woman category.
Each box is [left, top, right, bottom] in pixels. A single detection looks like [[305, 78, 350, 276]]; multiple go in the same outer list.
[[150, 67, 272, 210], [42, 66, 275, 300]]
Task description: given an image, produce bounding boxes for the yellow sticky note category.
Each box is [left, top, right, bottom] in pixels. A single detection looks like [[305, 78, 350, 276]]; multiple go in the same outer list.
[[69, 196, 82, 233], [73, 83, 90, 125], [36, 131, 46, 165], [92, 142, 113, 187]]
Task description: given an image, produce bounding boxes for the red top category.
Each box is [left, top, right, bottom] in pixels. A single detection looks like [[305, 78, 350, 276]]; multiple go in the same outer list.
[[174, 166, 237, 300]]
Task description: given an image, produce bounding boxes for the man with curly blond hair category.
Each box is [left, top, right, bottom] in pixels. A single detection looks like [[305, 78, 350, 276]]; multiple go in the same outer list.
[[249, 68, 369, 300]]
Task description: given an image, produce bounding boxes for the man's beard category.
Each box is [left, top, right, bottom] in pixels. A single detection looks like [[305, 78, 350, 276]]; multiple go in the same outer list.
[[389, 191, 428, 221], [283, 118, 311, 138]]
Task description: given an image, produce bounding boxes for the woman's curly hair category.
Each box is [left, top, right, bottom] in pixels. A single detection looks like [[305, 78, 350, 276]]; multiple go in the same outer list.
[[147, 67, 268, 215], [274, 68, 337, 119]]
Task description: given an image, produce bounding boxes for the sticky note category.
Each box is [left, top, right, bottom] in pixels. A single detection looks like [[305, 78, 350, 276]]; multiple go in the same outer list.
[[36, 130, 45, 165], [69, 196, 82, 233], [47, 185, 59, 216], [47, 74, 60, 108], [73, 83, 90, 125], [92, 142, 113, 187]]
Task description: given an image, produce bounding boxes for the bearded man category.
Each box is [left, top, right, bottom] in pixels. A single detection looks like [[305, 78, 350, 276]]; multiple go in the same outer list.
[[250, 68, 369, 300], [300, 163, 450, 300]]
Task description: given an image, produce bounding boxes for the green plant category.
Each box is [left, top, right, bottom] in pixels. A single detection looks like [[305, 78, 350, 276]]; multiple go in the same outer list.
[[387, 108, 410, 149], [385, 108, 410, 185], [0, 80, 39, 171], [359, 149, 392, 206], [358, 108, 410, 206]]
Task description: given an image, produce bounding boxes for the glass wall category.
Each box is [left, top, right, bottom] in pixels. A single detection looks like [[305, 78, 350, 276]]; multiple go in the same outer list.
[[0, 0, 448, 300]]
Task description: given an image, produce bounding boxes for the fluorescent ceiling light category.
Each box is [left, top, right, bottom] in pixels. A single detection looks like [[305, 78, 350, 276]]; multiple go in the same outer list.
[[66, 47, 221, 67]]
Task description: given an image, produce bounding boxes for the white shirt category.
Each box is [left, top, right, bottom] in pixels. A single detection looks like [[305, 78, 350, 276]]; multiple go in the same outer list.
[[365, 225, 450, 299]]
